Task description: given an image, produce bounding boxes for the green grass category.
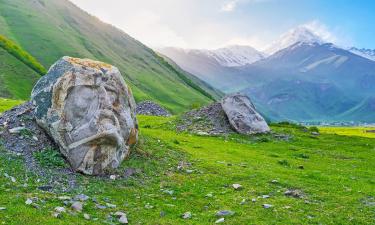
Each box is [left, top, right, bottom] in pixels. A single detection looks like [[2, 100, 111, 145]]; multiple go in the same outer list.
[[1, 116, 374, 224], [320, 126, 375, 139], [0, 35, 46, 75], [0, 98, 24, 113], [0, 0, 217, 113]]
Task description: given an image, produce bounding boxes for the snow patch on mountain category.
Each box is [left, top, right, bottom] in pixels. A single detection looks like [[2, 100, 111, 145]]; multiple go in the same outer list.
[[349, 47, 375, 61], [265, 26, 324, 55]]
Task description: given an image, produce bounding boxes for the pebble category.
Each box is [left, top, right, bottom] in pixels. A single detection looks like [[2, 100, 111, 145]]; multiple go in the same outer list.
[[215, 218, 225, 223], [25, 199, 33, 205], [216, 210, 235, 217], [0, 207, 6, 210], [119, 215, 129, 224], [53, 212, 61, 218], [145, 203, 154, 209], [71, 201, 83, 212], [240, 199, 247, 205], [10, 176, 16, 183], [74, 194, 89, 201], [284, 189, 304, 198], [271, 180, 278, 183], [83, 214, 91, 220], [8, 127, 25, 134], [114, 211, 126, 217], [58, 196, 71, 201], [96, 204, 107, 209], [205, 193, 213, 198], [55, 207, 66, 213], [262, 195, 270, 199], [182, 212, 192, 219], [251, 198, 257, 202], [263, 204, 273, 209], [232, 184, 242, 190], [109, 175, 117, 180], [106, 203, 117, 208]]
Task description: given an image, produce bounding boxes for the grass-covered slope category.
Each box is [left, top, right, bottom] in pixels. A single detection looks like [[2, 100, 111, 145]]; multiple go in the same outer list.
[[0, 116, 374, 224], [0, 0, 215, 113], [0, 36, 43, 99]]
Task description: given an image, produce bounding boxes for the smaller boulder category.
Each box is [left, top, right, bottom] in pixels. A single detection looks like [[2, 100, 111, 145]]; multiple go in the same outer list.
[[136, 101, 171, 116], [221, 94, 270, 134]]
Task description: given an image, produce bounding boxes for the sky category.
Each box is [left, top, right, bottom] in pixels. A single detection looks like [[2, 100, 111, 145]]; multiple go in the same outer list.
[[69, 0, 375, 50]]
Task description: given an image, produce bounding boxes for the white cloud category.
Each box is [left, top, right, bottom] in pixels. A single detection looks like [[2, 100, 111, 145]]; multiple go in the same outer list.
[[221, 0, 238, 12], [302, 20, 337, 43]]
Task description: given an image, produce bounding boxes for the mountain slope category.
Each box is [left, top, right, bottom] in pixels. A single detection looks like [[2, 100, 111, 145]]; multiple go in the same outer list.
[[0, 0, 215, 113], [349, 47, 375, 61], [240, 42, 375, 122], [158, 47, 259, 92], [0, 35, 42, 99]]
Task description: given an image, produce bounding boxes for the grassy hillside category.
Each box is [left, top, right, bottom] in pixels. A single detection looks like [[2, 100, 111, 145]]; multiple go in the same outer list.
[[0, 98, 24, 113], [0, 39, 42, 99], [0, 116, 374, 224], [0, 0, 215, 113]]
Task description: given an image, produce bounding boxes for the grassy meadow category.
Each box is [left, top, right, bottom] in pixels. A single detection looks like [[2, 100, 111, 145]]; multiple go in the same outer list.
[[0, 115, 374, 224]]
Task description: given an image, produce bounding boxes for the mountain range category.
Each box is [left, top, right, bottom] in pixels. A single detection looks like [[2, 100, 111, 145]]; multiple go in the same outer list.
[[159, 26, 375, 122], [0, 0, 222, 113]]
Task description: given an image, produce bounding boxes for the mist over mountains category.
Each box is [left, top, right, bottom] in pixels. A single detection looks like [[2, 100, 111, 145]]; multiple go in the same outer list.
[[159, 26, 375, 122]]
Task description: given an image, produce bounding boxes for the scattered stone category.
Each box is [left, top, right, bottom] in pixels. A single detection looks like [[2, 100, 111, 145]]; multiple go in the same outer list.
[[71, 201, 83, 212], [25, 199, 33, 205], [197, 131, 209, 136], [182, 212, 192, 219], [83, 214, 91, 220], [31, 56, 138, 175], [221, 94, 270, 134], [271, 180, 278, 183], [8, 126, 26, 134], [240, 199, 247, 205], [186, 169, 194, 174], [74, 194, 89, 202], [119, 215, 129, 224], [163, 190, 174, 195], [95, 204, 107, 209], [263, 204, 273, 209], [215, 218, 225, 223], [284, 189, 304, 198], [205, 193, 213, 198], [232, 184, 243, 190], [38, 185, 53, 192], [262, 195, 270, 199], [106, 203, 117, 208], [145, 203, 154, 209], [58, 196, 71, 201], [10, 176, 16, 183], [0, 207, 6, 210], [53, 212, 62, 218], [109, 175, 117, 180], [311, 132, 320, 136], [216, 210, 235, 217], [55, 207, 66, 213], [114, 212, 126, 217], [136, 101, 171, 116]]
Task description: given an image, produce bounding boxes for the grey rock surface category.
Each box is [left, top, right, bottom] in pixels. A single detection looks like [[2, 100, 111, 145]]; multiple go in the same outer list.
[[31, 56, 138, 175], [221, 94, 270, 134], [136, 101, 171, 116]]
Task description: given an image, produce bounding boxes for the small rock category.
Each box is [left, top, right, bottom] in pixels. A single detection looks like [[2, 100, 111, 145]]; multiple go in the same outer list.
[[52, 212, 62, 218], [25, 199, 33, 205], [215, 218, 225, 223], [284, 189, 304, 198], [263, 204, 273, 209], [58, 196, 71, 201], [55, 207, 66, 213], [9, 127, 25, 134], [182, 212, 192, 219], [262, 195, 270, 199], [96, 204, 107, 209], [205, 193, 213, 198], [74, 194, 89, 201], [109, 175, 117, 180], [311, 132, 320, 136], [271, 180, 278, 183], [186, 169, 194, 174], [163, 190, 174, 195], [84, 214, 91, 220], [114, 211, 126, 217], [119, 215, 128, 224], [197, 131, 209, 136], [145, 203, 154, 209], [240, 199, 247, 205], [216, 210, 235, 217], [71, 201, 83, 212], [38, 185, 53, 192], [0, 207, 6, 210], [106, 203, 117, 208], [232, 184, 242, 190], [10, 176, 16, 183], [160, 211, 166, 217], [251, 198, 257, 202]]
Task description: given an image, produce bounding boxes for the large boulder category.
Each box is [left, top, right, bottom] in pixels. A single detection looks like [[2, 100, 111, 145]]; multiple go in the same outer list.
[[221, 94, 270, 134], [31, 56, 138, 175]]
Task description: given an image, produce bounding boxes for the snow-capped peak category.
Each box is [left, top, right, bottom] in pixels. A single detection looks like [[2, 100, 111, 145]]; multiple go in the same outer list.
[[209, 45, 265, 67], [349, 47, 375, 61], [265, 26, 324, 55]]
